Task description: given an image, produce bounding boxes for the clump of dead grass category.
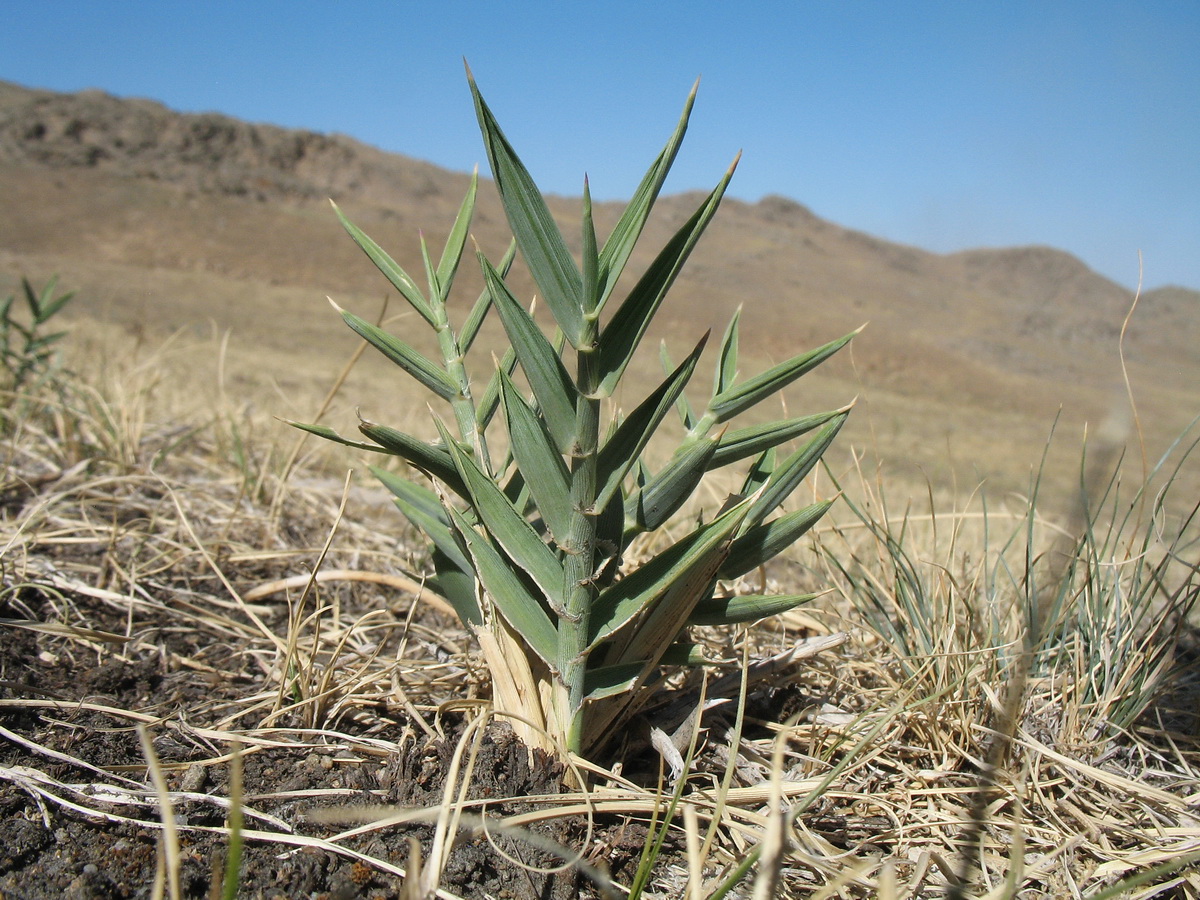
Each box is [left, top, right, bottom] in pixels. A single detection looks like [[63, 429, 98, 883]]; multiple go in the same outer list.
[[2, 325, 1199, 898]]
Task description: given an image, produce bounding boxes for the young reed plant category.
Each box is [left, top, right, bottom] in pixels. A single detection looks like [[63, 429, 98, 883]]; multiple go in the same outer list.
[[295, 70, 856, 758], [1, 276, 75, 393]]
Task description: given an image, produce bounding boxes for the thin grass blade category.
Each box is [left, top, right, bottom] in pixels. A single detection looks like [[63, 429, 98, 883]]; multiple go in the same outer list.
[[331, 202, 436, 326], [436, 169, 478, 299], [719, 500, 834, 580], [595, 80, 697, 311], [714, 306, 741, 396], [688, 592, 818, 626], [356, 419, 465, 495], [708, 329, 858, 422], [337, 305, 459, 401], [588, 495, 752, 649], [744, 415, 848, 527], [626, 436, 719, 536], [460, 240, 516, 351], [597, 163, 736, 395], [595, 332, 708, 510], [583, 662, 644, 702], [711, 409, 847, 469]]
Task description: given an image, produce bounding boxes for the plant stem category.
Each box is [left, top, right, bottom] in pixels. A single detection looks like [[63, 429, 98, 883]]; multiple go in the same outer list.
[[434, 305, 491, 476], [560, 316, 601, 752]]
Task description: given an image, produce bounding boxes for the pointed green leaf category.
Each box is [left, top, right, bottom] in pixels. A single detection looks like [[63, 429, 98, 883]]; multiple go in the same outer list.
[[581, 177, 600, 315], [468, 71, 584, 345], [612, 519, 734, 666], [745, 415, 848, 527], [460, 240, 516, 352], [429, 550, 483, 626], [595, 332, 707, 510], [331, 202, 435, 326], [445, 504, 558, 669], [436, 169, 478, 300], [720, 500, 834, 581], [371, 467, 471, 576], [499, 370, 572, 543], [596, 81, 697, 312], [711, 409, 847, 469], [658, 643, 711, 666], [419, 231, 441, 311], [661, 341, 697, 429], [714, 306, 741, 397], [286, 420, 385, 453], [741, 447, 776, 497], [480, 253, 577, 451], [582, 662, 643, 703], [588, 495, 752, 648], [435, 419, 567, 614], [688, 592, 818, 626], [626, 436, 719, 535], [356, 419, 465, 495], [338, 306, 459, 401], [475, 345, 519, 433], [596, 162, 736, 395], [709, 330, 857, 422]]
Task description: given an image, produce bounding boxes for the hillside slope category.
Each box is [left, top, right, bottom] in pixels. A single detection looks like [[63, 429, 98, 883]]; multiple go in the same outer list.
[[1, 80, 1195, 500]]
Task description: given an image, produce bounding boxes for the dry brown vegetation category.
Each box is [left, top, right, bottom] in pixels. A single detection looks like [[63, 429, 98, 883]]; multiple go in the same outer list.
[[1, 80, 1199, 898]]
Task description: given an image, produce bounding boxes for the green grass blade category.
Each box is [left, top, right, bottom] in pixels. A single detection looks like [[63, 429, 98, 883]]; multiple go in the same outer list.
[[581, 177, 599, 314], [740, 447, 776, 496], [714, 306, 741, 397], [719, 500, 834, 580], [445, 503, 558, 668], [711, 409, 847, 469], [419, 231, 441, 311], [370, 467, 471, 574], [612, 520, 737, 666], [499, 370, 572, 543], [429, 550, 483, 626], [460, 239, 516, 352], [688, 592, 818, 626], [744, 415, 848, 527], [709, 329, 858, 422], [436, 168, 478, 300], [595, 332, 708, 511], [337, 305, 459, 401], [595, 80, 697, 312], [331, 201, 436, 326], [355, 419, 465, 495], [597, 164, 736, 395], [583, 662, 643, 702], [661, 341, 697, 429], [588, 495, 752, 648], [436, 418, 567, 614], [481, 253, 578, 451], [468, 69, 584, 345], [475, 344, 519, 432], [625, 436, 719, 536]]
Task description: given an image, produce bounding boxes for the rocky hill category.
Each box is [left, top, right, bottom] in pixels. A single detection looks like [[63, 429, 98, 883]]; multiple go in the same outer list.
[[1, 79, 1195, 498]]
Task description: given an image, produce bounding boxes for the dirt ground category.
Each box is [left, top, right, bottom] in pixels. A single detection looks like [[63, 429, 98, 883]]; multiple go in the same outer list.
[[0, 576, 656, 900]]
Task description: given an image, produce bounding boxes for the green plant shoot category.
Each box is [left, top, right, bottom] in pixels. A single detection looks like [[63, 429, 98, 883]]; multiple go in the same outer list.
[[294, 68, 857, 757]]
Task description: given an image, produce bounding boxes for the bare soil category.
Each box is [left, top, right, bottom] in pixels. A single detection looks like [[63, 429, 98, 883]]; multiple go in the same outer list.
[[0, 573, 624, 900]]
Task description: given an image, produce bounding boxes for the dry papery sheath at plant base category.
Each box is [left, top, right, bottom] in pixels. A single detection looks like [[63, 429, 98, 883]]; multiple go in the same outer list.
[[292, 69, 857, 760]]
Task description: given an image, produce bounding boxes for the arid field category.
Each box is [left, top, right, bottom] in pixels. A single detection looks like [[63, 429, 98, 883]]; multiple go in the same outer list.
[[1, 80, 1198, 898]]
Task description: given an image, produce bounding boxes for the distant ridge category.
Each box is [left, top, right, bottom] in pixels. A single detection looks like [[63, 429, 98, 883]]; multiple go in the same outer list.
[[0, 78, 1195, 499], [0, 79, 459, 206]]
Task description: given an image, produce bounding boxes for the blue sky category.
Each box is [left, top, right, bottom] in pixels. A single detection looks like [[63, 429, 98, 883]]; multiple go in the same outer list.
[[3, 1, 1197, 291]]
